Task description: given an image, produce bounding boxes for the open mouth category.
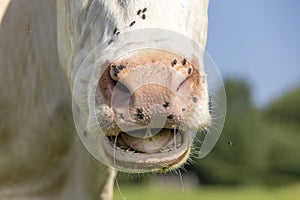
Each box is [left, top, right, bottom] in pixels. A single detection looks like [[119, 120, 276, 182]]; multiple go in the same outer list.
[[102, 128, 191, 173]]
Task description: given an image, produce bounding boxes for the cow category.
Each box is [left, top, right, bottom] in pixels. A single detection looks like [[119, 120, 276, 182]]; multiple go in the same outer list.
[[0, 0, 220, 199]]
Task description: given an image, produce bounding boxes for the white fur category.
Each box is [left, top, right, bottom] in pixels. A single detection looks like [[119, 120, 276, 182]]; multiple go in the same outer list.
[[57, 0, 209, 86], [0, 0, 209, 199]]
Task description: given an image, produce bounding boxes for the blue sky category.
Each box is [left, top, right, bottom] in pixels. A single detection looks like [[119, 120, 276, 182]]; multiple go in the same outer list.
[[206, 0, 300, 107]]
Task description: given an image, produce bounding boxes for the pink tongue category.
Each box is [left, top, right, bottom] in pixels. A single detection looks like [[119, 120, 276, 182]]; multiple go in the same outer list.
[[121, 129, 173, 153]]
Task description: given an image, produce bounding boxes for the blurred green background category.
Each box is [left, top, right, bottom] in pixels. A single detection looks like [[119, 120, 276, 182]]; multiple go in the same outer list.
[[113, 0, 300, 199]]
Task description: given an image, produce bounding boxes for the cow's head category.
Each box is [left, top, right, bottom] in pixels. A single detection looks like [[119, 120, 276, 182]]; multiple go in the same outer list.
[[57, 0, 225, 173]]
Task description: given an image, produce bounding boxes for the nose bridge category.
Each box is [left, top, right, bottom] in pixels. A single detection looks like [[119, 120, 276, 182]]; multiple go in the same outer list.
[[129, 83, 182, 125]]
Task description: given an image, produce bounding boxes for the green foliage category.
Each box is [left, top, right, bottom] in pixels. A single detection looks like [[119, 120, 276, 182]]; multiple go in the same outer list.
[[265, 87, 300, 124], [263, 87, 300, 185], [192, 79, 300, 186], [192, 79, 270, 185]]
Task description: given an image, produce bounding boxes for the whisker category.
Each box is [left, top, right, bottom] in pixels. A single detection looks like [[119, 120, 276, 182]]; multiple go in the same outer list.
[[178, 170, 185, 192], [113, 136, 118, 167], [174, 127, 177, 149], [210, 115, 226, 119], [209, 122, 224, 128], [209, 104, 221, 109], [115, 176, 126, 200], [208, 91, 224, 103], [114, 136, 126, 200], [208, 125, 222, 132]]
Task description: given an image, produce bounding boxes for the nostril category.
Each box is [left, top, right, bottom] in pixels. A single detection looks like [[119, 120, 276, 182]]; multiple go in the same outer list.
[[108, 64, 131, 94], [110, 76, 132, 109]]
